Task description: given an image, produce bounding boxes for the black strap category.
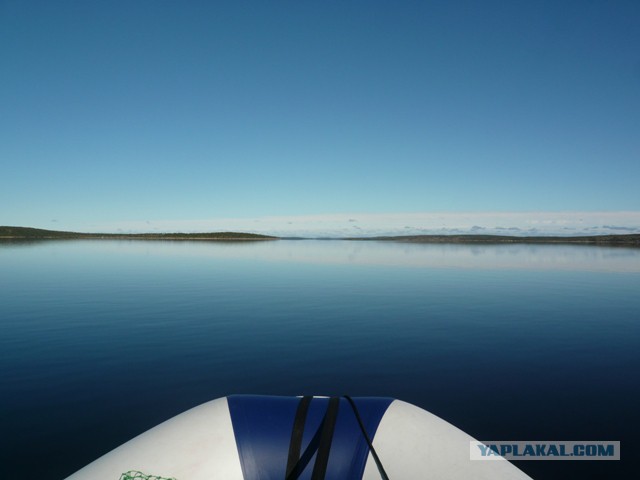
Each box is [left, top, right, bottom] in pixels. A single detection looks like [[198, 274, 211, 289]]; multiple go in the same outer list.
[[344, 395, 390, 480], [286, 396, 312, 479], [286, 409, 325, 480], [311, 396, 340, 480]]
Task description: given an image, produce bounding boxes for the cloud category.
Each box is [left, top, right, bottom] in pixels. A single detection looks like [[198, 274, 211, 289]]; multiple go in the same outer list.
[[601, 225, 639, 232]]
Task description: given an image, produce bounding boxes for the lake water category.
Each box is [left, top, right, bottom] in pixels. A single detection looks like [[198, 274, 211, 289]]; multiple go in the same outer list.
[[1, 239, 639, 479]]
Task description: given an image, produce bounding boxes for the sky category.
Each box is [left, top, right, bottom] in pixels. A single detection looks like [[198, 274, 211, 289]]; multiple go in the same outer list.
[[1, 0, 639, 236]]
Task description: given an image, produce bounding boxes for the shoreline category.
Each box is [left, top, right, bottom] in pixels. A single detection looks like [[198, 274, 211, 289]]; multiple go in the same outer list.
[[344, 234, 640, 247], [0, 226, 277, 242], [0, 235, 276, 242], [1, 227, 639, 246]]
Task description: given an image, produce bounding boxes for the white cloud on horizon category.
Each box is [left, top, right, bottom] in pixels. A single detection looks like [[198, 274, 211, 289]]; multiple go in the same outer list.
[[77, 211, 640, 237]]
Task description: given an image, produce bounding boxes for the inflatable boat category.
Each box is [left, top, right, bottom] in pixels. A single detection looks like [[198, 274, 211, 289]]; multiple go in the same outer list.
[[66, 395, 532, 480]]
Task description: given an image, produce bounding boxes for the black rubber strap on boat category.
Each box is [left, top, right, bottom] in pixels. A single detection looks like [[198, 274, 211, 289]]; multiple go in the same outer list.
[[285, 396, 312, 479], [344, 395, 390, 480], [310, 396, 340, 480], [286, 408, 325, 480]]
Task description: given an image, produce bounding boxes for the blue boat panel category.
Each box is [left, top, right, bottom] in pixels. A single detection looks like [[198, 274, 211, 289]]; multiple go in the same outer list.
[[227, 395, 393, 480]]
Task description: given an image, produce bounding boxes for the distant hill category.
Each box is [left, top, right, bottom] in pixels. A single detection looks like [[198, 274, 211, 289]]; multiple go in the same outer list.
[[345, 234, 640, 246], [3, 227, 639, 246], [0, 226, 277, 241]]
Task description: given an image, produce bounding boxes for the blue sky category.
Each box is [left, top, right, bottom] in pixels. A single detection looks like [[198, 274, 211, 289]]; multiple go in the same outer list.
[[1, 1, 639, 235]]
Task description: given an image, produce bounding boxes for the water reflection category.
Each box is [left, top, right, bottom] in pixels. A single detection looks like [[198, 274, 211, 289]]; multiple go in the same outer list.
[[3, 239, 638, 272]]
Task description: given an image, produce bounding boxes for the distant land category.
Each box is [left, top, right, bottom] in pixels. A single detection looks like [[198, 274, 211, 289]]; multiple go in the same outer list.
[[346, 234, 640, 246], [0, 226, 277, 241], [1, 226, 640, 246]]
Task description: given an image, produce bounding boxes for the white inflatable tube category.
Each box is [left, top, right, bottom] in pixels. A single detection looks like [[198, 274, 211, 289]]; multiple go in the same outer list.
[[66, 396, 532, 480]]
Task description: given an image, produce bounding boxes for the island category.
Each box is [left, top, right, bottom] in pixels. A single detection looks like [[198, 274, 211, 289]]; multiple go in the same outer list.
[[0, 226, 277, 241]]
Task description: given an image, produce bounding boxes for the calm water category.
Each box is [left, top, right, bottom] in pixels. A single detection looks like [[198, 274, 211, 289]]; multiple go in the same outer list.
[[1, 240, 639, 479]]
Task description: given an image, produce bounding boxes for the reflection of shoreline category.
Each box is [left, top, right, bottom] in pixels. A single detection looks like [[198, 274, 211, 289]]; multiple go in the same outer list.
[[4, 239, 637, 273], [0, 238, 55, 247], [345, 234, 640, 247]]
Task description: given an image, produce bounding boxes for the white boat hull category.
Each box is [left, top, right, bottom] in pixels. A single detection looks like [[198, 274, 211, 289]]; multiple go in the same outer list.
[[66, 395, 532, 480]]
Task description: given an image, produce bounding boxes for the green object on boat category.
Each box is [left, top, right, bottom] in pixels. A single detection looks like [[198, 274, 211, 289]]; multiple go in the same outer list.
[[119, 471, 176, 480]]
